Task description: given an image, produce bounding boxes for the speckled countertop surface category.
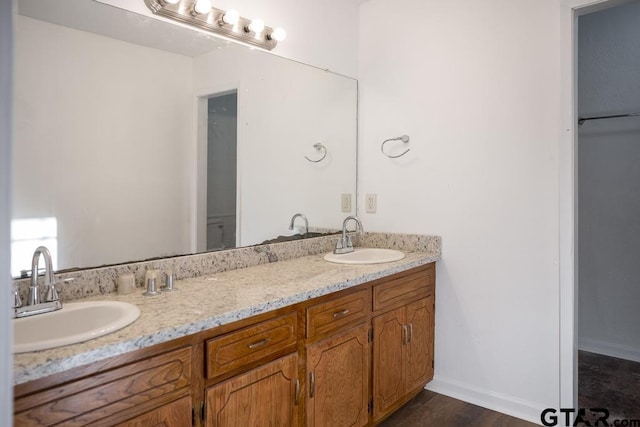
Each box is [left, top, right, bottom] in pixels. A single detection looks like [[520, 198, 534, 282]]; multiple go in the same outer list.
[[13, 249, 439, 386]]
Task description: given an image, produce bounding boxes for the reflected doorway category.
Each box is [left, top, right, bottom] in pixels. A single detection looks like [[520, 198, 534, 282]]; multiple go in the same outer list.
[[206, 91, 237, 250]]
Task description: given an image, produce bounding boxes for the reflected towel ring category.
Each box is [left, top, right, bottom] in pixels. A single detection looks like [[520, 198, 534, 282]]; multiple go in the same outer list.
[[305, 143, 327, 163], [381, 135, 410, 158]]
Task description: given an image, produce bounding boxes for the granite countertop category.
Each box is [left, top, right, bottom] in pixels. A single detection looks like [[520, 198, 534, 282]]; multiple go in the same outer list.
[[13, 250, 439, 386]]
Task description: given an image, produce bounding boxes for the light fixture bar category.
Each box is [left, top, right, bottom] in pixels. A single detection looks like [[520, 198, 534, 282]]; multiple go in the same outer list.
[[145, 0, 281, 50]]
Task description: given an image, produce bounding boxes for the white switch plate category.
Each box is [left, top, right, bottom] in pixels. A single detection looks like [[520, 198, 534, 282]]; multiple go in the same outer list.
[[341, 193, 352, 212], [365, 194, 377, 213]]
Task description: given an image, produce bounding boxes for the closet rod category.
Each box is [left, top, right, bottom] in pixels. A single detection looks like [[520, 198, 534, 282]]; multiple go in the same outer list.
[[578, 112, 640, 125]]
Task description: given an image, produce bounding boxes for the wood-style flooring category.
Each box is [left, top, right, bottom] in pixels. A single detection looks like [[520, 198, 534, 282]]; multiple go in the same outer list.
[[378, 390, 536, 427], [378, 352, 640, 426], [579, 350, 640, 420]]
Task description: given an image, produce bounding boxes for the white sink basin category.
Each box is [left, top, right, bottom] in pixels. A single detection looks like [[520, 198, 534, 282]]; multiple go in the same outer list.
[[13, 301, 140, 353], [324, 248, 406, 265]]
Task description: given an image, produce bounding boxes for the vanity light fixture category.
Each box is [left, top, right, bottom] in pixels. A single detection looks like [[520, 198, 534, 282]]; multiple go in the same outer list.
[[268, 27, 286, 42], [221, 9, 239, 25], [192, 0, 212, 15], [246, 18, 264, 34], [145, 0, 286, 50]]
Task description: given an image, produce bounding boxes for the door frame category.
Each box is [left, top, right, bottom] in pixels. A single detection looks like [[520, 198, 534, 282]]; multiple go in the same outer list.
[[558, 0, 632, 409]]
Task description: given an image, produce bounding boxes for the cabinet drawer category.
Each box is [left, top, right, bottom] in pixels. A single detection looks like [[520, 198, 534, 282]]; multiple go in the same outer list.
[[306, 289, 371, 339], [206, 312, 297, 379], [373, 265, 434, 312], [14, 347, 192, 427]]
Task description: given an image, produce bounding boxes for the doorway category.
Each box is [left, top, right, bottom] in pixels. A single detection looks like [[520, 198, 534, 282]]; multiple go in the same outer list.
[[205, 91, 238, 251], [575, 0, 640, 418]]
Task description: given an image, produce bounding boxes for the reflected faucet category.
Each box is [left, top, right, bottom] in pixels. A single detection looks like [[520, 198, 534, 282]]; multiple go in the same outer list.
[[289, 213, 309, 235], [334, 216, 364, 254], [13, 246, 62, 318], [29, 246, 57, 305]]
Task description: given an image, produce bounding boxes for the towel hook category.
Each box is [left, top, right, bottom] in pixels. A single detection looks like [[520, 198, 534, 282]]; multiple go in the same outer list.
[[305, 143, 327, 163], [381, 135, 410, 158]]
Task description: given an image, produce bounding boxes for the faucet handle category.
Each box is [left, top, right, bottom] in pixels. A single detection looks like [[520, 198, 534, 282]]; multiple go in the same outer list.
[[344, 235, 353, 248], [43, 278, 72, 303], [12, 286, 22, 309], [44, 282, 60, 303]]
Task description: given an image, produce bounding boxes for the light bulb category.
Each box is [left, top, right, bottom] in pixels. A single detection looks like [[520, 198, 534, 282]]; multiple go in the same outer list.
[[271, 27, 286, 42], [249, 18, 265, 33], [194, 0, 212, 15], [222, 9, 239, 25]]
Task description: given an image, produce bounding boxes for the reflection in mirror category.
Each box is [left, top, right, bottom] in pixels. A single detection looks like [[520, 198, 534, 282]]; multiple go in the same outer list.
[[12, 0, 357, 277]]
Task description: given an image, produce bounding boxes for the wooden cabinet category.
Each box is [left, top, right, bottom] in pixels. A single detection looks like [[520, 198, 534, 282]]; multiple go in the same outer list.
[[14, 345, 193, 426], [371, 266, 435, 423], [14, 263, 436, 427], [306, 323, 370, 427], [116, 396, 192, 427], [205, 353, 299, 426]]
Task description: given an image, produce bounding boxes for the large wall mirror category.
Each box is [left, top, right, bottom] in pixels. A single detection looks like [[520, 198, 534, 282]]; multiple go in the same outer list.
[[12, 0, 357, 277]]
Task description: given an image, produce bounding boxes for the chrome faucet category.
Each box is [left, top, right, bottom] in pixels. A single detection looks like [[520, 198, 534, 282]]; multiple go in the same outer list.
[[334, 216, 364, 254], [13, 246, 63, 318], [289, 213, 309, 235], [28, 246, 56, 305]]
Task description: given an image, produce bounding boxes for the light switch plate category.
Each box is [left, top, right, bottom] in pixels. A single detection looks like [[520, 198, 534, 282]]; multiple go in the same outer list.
[[341, 193, 352, 212], [365, 194, 377, 213]]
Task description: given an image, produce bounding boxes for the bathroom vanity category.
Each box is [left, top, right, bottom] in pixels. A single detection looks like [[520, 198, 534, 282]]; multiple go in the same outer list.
[[13, 240, 438, 427]]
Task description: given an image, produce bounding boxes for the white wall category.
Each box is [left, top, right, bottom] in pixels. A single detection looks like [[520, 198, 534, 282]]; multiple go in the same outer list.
[[578, 1, 640, 362], [193, 46, 357, 245], [13, 16, 193, 271], [1, 0, 14, 422], [99, 0, 361, 77], [358, 0, 562, 422]]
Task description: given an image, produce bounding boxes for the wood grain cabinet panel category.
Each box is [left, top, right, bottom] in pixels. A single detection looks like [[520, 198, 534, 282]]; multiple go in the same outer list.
[[405, 296, 435, 392], [372, 296, 435, 423], [205, 312, 297, 379], [116, 396, 192, 427], [306, 289, 371, 340], [205, 353, 299, 427], [14, 347, 192, 427], [372, 307, 406, 420], [306, 323, 369, 427], [373, 265, 434, 312]]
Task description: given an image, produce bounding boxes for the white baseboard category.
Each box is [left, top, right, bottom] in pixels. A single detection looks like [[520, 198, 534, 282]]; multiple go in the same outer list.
[[578, 338, 640, 363], [425, 376, 544, 425]]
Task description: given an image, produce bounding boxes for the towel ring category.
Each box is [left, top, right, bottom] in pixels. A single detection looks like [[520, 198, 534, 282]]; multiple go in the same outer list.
[[381, 135, 410, 158], [305, 143, 327, 163]]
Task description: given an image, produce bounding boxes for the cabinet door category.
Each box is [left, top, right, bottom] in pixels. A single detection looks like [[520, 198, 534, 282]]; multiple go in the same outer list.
[[205, 353, 299, 427], [405, 296, 434, 392], [306, 323, 369, 427], [14, 347, 193, 427], [117, 396, 192, 427], [371, 307, 405, 422]]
